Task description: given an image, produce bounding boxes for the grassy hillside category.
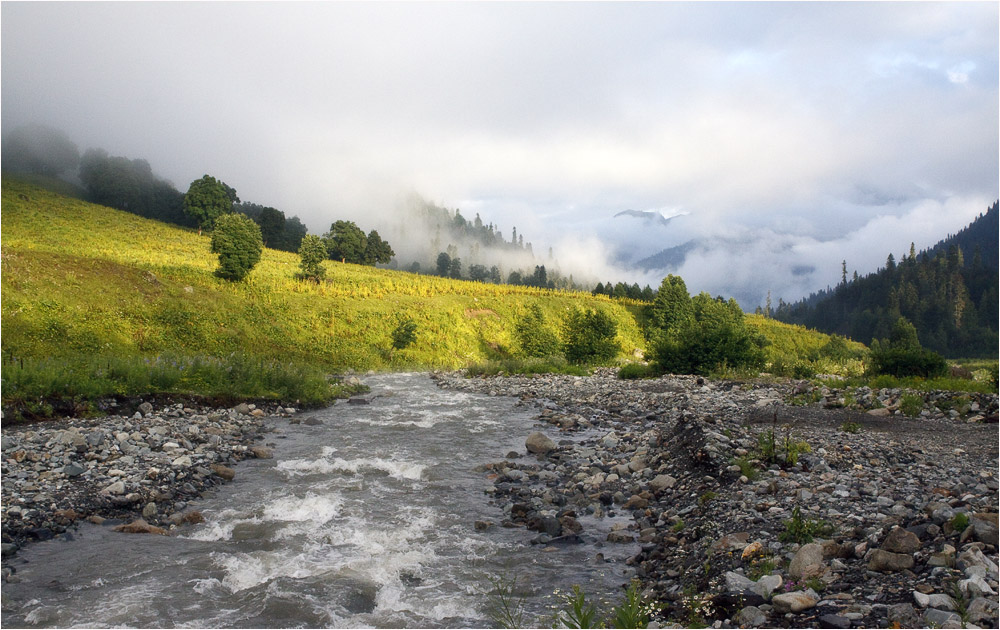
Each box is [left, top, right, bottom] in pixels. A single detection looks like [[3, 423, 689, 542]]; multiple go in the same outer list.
[[747, 314, 867, 376], [1, 178, 645, 406]]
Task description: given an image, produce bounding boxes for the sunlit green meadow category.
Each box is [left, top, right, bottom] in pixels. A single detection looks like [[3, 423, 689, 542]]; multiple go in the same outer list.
[[1, 178, 646, 411]]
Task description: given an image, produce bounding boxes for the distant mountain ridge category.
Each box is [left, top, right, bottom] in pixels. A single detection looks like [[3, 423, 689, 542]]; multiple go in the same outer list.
[[774, 201, 999, 358], [613, 209, 676, 227]]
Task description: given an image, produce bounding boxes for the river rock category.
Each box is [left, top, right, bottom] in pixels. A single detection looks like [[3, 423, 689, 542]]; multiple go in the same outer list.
[[868, 549, 915, 572], [788, 542, 826, 579], [882, 526, 922, 554], [211, 464, 236, 481], [887, 603, 921, 628], [734, 606, 768, 627], [102, 481, 126, 496], [772, 591, 818, 613], [63, 462, 87, 477], [649, 474, 677, 492], [250, 446, 273, 459], [725, 571, 754, 593], [525, 432, 556, 455], [112, 519, 169, 535], [923, 608, 961, 627], [970, 513, 999, 546], [607, 530, 635, 543], [753, 574, 783, 599]]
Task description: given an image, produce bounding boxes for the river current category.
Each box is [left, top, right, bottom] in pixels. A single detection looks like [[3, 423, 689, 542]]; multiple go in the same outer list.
[[2, 373, 635, 628]]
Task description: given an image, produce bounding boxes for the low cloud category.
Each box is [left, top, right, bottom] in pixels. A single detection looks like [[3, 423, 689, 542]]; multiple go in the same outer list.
[[2, 2, 996, 307]]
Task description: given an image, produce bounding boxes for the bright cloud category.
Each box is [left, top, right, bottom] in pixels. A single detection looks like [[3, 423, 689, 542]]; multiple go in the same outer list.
[[2, 1, 996, 308]]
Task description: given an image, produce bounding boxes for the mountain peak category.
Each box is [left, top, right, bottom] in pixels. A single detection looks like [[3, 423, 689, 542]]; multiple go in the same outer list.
[[613, 209, 675, 227]]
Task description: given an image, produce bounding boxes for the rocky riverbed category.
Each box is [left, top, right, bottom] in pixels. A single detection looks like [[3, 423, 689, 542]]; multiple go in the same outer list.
[[434, 370, 999, 629], [1, 399, 293, 578], [2, 371, 997, 629]]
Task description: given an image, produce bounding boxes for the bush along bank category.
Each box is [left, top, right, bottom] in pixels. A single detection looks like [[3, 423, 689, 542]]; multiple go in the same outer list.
[[435, 370, 999, 629], [787, 381, 999, 421]]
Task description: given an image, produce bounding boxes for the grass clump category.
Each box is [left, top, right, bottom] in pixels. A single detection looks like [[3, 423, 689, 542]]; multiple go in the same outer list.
[[779, 505, 834, 544], [553, 585, 601, 629], [1, 354, 358, 420], [949, 512, 970, 535], [899, 393, 925, 417], [755, 427, 812, 468], [482, 574, 526, 629], [732, 456, 760, 481], [839, 421, 862, 434]]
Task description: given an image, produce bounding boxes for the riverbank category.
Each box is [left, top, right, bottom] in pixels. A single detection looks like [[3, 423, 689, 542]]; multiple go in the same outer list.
[[435, 370, 999, 628], [1, 399, 291, 579]]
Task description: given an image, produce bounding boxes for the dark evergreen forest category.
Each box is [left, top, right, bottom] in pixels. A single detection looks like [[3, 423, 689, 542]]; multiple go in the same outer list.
[[775, 202, 998, 358]]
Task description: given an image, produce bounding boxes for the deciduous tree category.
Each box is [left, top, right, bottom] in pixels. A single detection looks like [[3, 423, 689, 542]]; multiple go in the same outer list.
[[324, 220, 367, 263], [210, 213, 263, 281], [296, 234, 327, 282], [184, 175, 234, 235]]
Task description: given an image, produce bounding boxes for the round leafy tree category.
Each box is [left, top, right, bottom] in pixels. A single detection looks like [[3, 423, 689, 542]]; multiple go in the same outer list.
[[296, 234, 327, 282], [324, 220, 367, 263], [184, 175, 234, 235], [562, 308, 620, 364], [211, 213, 263, 281]]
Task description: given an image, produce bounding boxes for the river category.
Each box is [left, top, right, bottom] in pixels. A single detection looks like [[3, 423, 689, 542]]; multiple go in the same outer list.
[[1, 373, 636, 628]]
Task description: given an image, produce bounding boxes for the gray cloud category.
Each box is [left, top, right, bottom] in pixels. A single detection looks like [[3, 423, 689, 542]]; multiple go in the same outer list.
[[3, 2, 996, 306]]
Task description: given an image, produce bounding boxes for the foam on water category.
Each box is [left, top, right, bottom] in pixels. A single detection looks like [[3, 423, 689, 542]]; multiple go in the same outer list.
[[262, 492, 343, 525], [276, 448, 426, 482], [327, 456, 427, 481], [211, 506, 441, 595]]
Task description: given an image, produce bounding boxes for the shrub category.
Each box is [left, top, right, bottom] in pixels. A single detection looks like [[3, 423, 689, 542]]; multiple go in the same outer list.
[[295, 234, 327, 282], [733, 456, 760, 481], [869, 345, 948, 379], [554, 585, 601, 629], [653, 293, 765, 376], [210, 213, 263, 281], [868, 316, 947, 379], [391, 318, 418, 352], [514, 304, 561, 358], [779, 505, 834, 544], [609, 580, 655, 629], [899, 393, 924, 417], [949, 512, 970, 534], [840, 421, 862, 434], [562, 308, 620, 364], [618, 363, 657, 380]]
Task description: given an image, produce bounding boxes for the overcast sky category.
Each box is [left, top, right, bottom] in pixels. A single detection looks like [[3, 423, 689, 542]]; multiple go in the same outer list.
[[3, 1, 997, 305]]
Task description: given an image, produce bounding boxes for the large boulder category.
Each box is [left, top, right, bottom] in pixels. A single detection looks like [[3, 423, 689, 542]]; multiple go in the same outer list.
[[789, 543, 826, 579], [113, 519, 169, 536], [649, 474, 677, 492], [772, 591, 818, 613], [882, 527, 922, 554], [525, 432, 556, 455], [868, 549, 915, 572]]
